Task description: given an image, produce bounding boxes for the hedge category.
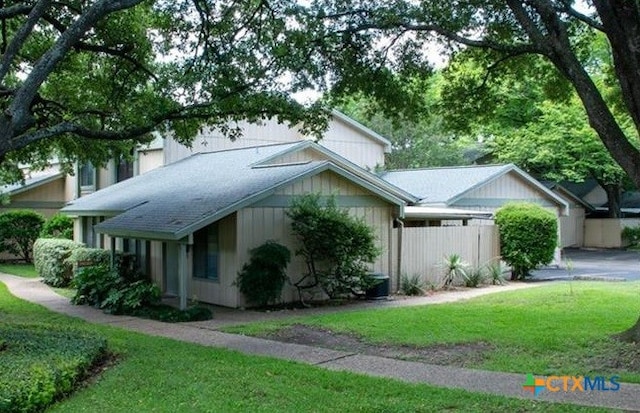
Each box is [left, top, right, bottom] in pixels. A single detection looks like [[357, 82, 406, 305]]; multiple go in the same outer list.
[[0, 323, 107, 413], [33, 238, 83, 287], [495, 202, 558, 279]]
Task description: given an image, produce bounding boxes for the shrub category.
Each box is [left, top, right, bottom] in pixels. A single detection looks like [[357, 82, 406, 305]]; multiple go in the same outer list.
[[72, 264, 161, 314], [0, 210, 45, 262], [237, 240, 291, 307], [622, 225, 640, 247], [40, 214, 74, 240], [287, 194, 380, 303], [130, 304, 213, 322], [495, 202, 558, 280], [68, 247, 111, 273], [400, 273, 425, 296], [33, 238, 83, 287], [0, 323, 107, 413]]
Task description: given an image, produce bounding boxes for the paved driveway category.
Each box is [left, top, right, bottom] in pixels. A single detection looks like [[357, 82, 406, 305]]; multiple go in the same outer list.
[[530, 248, 640, 281]]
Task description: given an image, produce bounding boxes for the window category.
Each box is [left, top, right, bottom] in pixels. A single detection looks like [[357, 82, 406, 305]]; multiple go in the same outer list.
[[79, 162, 95, 188], [193, 223, 219, 281], [116, 154, 134, 182]]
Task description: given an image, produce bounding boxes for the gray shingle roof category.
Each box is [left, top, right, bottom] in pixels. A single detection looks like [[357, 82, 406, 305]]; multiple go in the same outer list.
[[380, 164, 512, 204], [62, 142, 406, 240], [63, 143, 329, 239]]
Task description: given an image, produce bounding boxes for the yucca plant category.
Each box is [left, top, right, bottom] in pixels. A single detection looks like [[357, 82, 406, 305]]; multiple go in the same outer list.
[[441, 254, 468, 288], [400, 273, 426, 296], [485, 260, 507, 285]]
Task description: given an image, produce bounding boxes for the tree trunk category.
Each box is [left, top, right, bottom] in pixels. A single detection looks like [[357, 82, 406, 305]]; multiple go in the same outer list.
[[602, 183, 622, 218], [614, 314, 640, 343]]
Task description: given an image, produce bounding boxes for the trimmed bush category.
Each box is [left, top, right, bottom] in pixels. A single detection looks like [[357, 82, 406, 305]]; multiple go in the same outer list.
[[400, 273, 426, 296], [237, 240, 291, 307], [41, 214, 74, 240], [495, 202, 558, 280], [0, 323, 107, 413], [33, 238, 83, 287], [0, 210, 45, 262], [68, 247, 111, 274]]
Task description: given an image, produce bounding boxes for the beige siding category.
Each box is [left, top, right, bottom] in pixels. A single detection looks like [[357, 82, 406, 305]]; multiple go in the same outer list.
[[321, 119, 386, 169], [261, 148, 328, 165], [162, 116, 387, 169], [2, 178, 66, 218], [464, 173, 551, 202], [189, 213, 238, 307], [149, 241, 164, 289], [584, 218, 640, 248], [392, 226, 500, 287], [137, 149, 163, 175], [560, 206, 585, 248], [217, 170, 396, 307]]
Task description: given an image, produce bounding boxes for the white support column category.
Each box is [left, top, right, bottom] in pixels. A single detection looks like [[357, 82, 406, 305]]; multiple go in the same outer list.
[[178, 242, 188, 310]]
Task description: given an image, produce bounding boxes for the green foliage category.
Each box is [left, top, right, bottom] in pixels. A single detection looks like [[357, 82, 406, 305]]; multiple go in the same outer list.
[[399, 273, 425, 296], [0, 210, 45, 262], [463, 267, 485, 288], [0, 323, 107, 413], [485, 261, 507, 286], [237, 241, 292, 307], [41, 214, 74, 240], [71, 265, 160, 315], [68, 247, 111, 271], [622, 225, 640, 248], [287, 194, 380, 301], [441, 254, 468, 288], [33, 238, 83, 287], [130, 304, 213, 323], [495, 203, 558, 279]]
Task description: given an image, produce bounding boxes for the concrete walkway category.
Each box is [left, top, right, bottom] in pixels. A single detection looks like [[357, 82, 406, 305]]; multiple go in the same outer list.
[[2, 274, 639, 411]]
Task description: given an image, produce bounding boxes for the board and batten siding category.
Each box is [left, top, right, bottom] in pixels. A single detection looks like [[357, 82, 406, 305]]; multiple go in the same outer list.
[[162, 116, 387, 170], [189, 213, 238, 308], [393, 225, 500, 287], [1, 177, 66, 218], [584, 218, 640, 248], [560, 206, 585, 248], [215, 170, 397, 307]]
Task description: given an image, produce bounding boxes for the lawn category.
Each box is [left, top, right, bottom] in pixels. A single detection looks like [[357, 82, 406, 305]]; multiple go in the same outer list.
[[0, 282, 613, 412], [225, 282, 640, 383], [0, 263, 38, 278]]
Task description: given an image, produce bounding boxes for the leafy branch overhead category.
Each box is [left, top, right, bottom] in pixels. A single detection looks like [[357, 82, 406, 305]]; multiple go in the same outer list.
[[0, 0, 331, 178]]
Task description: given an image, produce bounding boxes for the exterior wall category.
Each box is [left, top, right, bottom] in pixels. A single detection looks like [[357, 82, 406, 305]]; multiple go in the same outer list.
[[162, 116, 387, 169], [583, 185, 607, 207], [452, 173, 563, 264], [392, 225, 500, 288], [187, 170, 397, 307], [1, 178, 66, 218], [320, 119, 386, 169], [137, 148, 163, 175], [560, 205, 585, 248], [584, 218, 640, 248], [188, 213, 238, 307]]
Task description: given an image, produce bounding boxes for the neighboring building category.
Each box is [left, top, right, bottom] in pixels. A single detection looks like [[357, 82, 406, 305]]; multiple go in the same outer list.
[[543, 182, 594, 248], [62, 142, 414, 309], [0, 169, 66, 218], [380, 164, 568, 222]]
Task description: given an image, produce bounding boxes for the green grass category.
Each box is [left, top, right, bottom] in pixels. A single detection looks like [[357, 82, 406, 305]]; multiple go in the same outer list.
[[0, 282, 614, 412], [0, 263, 38, 278], [225, 282, 640, 383]]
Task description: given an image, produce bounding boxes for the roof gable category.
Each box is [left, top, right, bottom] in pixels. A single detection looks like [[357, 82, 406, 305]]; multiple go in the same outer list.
[[381, 164, 568, 211]]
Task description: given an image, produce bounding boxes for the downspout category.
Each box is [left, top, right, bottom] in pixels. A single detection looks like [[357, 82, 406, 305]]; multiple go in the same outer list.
[[394, 217, 404, 293]]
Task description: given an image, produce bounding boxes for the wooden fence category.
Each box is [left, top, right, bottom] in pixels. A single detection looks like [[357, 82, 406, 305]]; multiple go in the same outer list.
[[392, 225, 500, 289]]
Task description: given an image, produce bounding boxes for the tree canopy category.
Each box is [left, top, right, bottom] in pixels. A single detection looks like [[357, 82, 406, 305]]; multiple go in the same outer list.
[[0, 0, 333, 180], [308, 0, 640, 190]]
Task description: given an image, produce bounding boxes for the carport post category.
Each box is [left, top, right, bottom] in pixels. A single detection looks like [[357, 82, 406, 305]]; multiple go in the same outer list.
[[177, 242, 188, 310]]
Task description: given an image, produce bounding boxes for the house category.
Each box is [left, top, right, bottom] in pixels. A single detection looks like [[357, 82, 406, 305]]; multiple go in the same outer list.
[[542, 182, 594, 248], [380, 164, 569, 266], [0, 169, 66, 218], [380, 164, 568, 220], [61, 142, 415, 309]]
